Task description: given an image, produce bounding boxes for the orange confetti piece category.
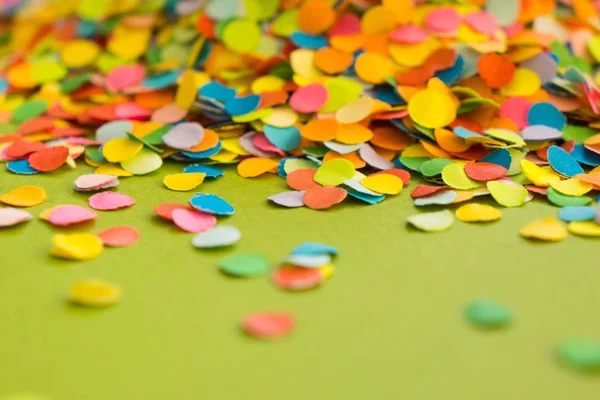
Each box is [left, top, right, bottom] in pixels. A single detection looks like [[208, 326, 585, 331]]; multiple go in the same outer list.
[[315, 47, 354, 75], [28, 146, 70, 172], [303, 186, 348, 210], [237, 157, 279, 178], [335, 123, 373, 144], [478, 54, 516, 89], [286, 168, 320, 190], [301, 118, 339, 142], [298, 0, 336, 35], [0, 186, 47, 207]]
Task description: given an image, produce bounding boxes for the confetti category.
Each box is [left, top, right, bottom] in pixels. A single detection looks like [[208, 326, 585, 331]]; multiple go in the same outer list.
[[303, 186, 347, 210], [191, 225, 241, 248], [272, 266, 324, 291], [241, 312, 295, 339], [292, 242, 338, 256], [0, 208, 32, 228], [407, 210, 453, 232], [282, 254, 332, 268], [557, 339, 600, 371], [268, 191, 306, 208], [97, 226, 140, 247], [189, 193, 235, 215], [487, 181, 528, 208], [456, 203, 501, 223], [88, 192, 135, 211], [163, 173, 206, 191], [172, 209, 217, 233], [567, 221, 600, 237], [28, 146, 69, 172], [360, 174, 403, 195], [464, 300, 512, 328], [74, 174, 119, 192], [520, 218, 568, 242], [219, 253, 270, 278], [153, 203, 194, 221], [50, 233, 104, 261], [48, 205, 97, 226], [313, 159, 355, 187], [69, 279, 122, 307], [0, 186, 46, 207], [558, 206, 596, 222]]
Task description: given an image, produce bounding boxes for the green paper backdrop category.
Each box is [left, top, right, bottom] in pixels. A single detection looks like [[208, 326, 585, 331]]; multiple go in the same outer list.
[[1, 162, 600, 399]]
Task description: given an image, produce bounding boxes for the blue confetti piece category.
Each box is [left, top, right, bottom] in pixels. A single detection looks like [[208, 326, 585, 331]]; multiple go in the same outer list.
[[347, 189, 386, 204], [548, 145, 584, 177], [199, 81, 236, 102], [263, 125, 301, 152], [190, 193, 235, 215], [290, 32, 328, 49], [143, 71, 179, 89], [569, 144, 600, 166], [434, 54, 464, 86], [7, 159, 38, 175], [183, 164, 224, 178], [527, 102, 566, 130], [453, 126, 479, 139], [224, 95, 261, 116], [0, 78, 7, 94], [374, 85, 404, 105], [558, 206, 597, 222], [292, 242, 339, 256], [181, 141, 222, 159], [481, 148, 512, 170]]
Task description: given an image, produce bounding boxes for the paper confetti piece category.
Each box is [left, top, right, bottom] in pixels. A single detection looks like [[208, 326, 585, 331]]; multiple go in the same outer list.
[[74, 174, 119, 191], [191, 225, 241, 248], [48, 205, 97, 226], [487, 180, 528, 208], [548, 145, 584, 177], [407, 210, 453, 232], [153, 203, 194, 221], [557, 339, 600, 371], [520, 218, 568, 242], [456, 203, 502, 223], [50, 233, 104, 261], [163, 173, 206, 191], [0, 186, 46, 207], [28, 146, 69, 172], [313, 159, 355, 186], [567, 221, 600, 237], [97, 226, 140, 247], [292, 242, 338, 256], [464, 300, 512, 328], [283, 254, 332, 268], [189, 193, 235, 215], [360, 173, 403, 195], [172, 208, 217, 233], [0, 207, 32, 228], [559, 206, 596, 222], [69, 279, 122, 307], [303, 186, 347, 210], [272, 266, 324, 291], [268, 191, 306, 208], [241, 312, 295, 339], [237, 157, 279, 178], [219, 253, 270, 277], [88, 191, 135, 211]]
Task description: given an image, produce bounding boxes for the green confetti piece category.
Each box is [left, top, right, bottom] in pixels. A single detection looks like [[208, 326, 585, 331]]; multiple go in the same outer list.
[[547, 187, 592, 207], [464, 300, 512, 328], [420, 158, 453, 177], [218, 253, 270, 277], [557, 339, 600, 371], [11, 100, 47, 124]]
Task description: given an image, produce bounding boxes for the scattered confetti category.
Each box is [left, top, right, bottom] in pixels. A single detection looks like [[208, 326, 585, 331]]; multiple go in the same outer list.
[[191, 225, 241, 248], [74, 174, 119, 192], [50, 233, 104, 261], [189, 193, 235, 216], [97, 226, 140, 247], [69, 279, 122, 307], [164, 173, 206, 191], [0, 208, 32, 228], [464, 300, 512, 328], [241, 312, 295, 339], [407, 210, 453, 232], [88, 192, 135, 211], [219, 253, 270, 278], [520, 218, 568, 242], [48, 205, 97, 226], [557, 338, 600, 371], [456, 203, 501, 223], [0, 186, 47, 207]]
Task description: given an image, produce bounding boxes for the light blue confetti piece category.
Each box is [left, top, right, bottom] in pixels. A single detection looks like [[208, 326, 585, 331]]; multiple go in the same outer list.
[[290, 32, 328, 49], [225, 95, 261, 116], [527, 102, 566, 130], [198, 81, 236, 102], [292, 242, 339, 256], [414, 190, 457, 206], [347, 188, 386, 204], [558, 206, 597, 222], [205, 0, 241, 20], [434, 54, 464, 86], [453, 126, 479, 139], [570, 144, 600, 166], [263, 125, 301, 152], [7, 159, 38, 175], [481, 148, 512, 170], [183, 164, 224, 178], [189, 192, 235, 215], [283, 254, 332, 268], [181, 141, 222, 159], [0, 78, 7, 94], [548, 145, 584, 177], [143, 71, 179, 89]]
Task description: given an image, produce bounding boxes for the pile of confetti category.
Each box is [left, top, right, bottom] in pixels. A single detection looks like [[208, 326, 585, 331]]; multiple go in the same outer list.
[[3, 0, 600, 373]]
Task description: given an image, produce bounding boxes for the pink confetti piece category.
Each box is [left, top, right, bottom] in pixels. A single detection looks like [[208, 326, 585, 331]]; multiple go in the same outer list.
[[49, 205, 98, 226], [88, 191, 136, 211], [171, 208, 217, 233], [0, 207, 32, 227]]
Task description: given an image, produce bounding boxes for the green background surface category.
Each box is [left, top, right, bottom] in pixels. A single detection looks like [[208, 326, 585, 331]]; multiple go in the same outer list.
[[1, 161, 599, 400]]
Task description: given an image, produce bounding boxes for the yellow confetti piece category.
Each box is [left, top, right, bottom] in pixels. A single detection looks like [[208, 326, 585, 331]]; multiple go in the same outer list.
[[61, 39, 100, 68], [360, 174, 403, 195], [95, 164, 134, 177], [441, 163, 480, 190], [456, 203, 502, 222], [69, 279, 122, 307], [567, 221, 600, 237], [251, 75, 285, 93], [0, 186, 47, 207], [520, 218, 568, 242], [163, 173, 206, 191], [408, 88, 457, 129], [102, 138, 144, 163], [500, 68, 541, 97], [520, 159, 561, 187], [261, 106, 298, 127], [175, 69, 197, 110], [485, 128, 526, 147], [38, 207, 55, 221], [335, 96, 374, 124], [237, 157, 279, 178], [313, 158, 356, 186], [549, 177, 593, 197], [50, 233, 104, 261], [487, 180, 528, 208]]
